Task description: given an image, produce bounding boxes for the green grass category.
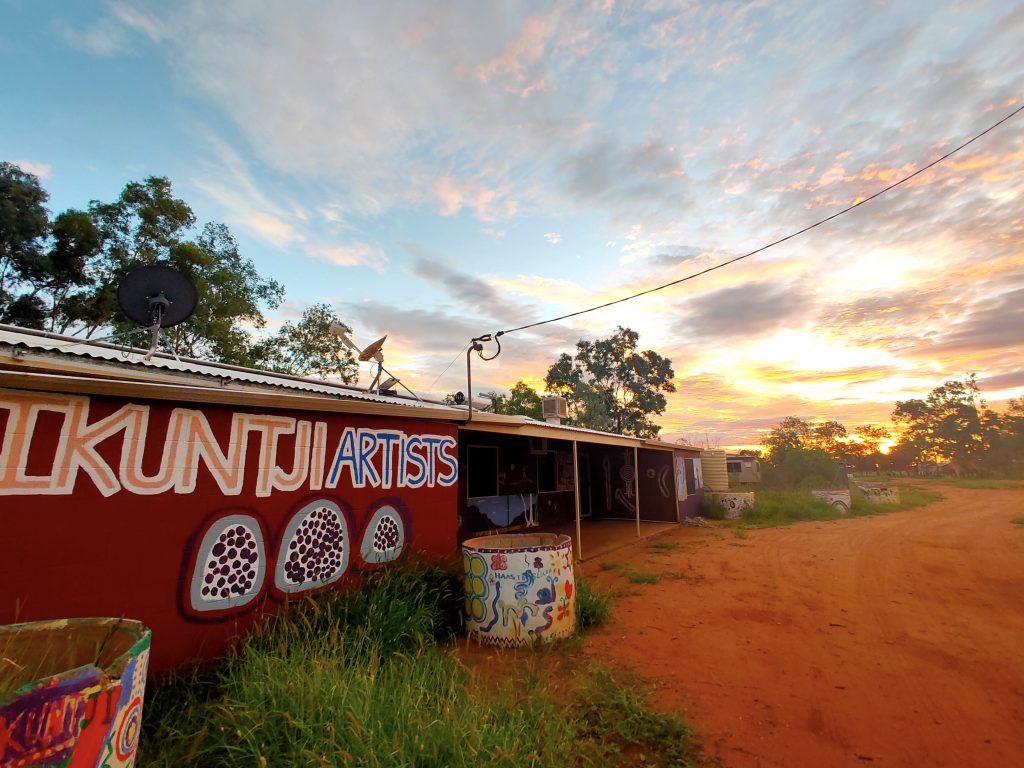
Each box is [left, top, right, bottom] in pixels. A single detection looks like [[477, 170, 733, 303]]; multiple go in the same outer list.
[[625, 570, 661, 585], [927, 477, 1024, 490], [648, 540, 680, 551], [1011, 516, 1024, 526], [599, 561, 622, 571], [575, 666, 704, 767], [576, 579, 613, 631], [710, 485, 946, 530], [140, 563, 692, 767], [849, 484, 943, 516]]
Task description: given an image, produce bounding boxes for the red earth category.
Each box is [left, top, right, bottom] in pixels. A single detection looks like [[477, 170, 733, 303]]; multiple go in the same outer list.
[[583, 486, 1024, 767]]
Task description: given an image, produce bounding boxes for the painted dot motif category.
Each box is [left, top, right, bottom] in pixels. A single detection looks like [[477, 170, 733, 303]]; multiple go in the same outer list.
[[372, 515, 400, 552], [199, 523, 260, 601], [283, 504, 346, 586], [359, 505, 406, 565]]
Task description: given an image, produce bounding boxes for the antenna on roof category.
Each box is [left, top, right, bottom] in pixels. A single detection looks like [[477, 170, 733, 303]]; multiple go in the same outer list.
[[329, 325, 422, 400], [117, 263, 199, 361]]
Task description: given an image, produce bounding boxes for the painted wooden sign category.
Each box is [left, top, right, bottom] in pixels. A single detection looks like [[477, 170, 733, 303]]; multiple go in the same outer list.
[[0, 391, 459, 671]]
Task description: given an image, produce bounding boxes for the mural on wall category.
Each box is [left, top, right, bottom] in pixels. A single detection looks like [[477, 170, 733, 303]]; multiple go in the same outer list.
[[462, 534, 575, 647], [0, 619, 150, 768], [189, 513, 267, 614], [812, 489, 851, 513], [0, 392, 458, 497], [183, 498, 414, 617], [1, 391, 459, 670], [614, 460, 637, 513]]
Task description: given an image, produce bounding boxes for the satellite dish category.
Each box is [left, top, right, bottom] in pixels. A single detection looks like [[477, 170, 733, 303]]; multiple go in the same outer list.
[[117, 264, 198, 328], [358, 335, 387, 362]]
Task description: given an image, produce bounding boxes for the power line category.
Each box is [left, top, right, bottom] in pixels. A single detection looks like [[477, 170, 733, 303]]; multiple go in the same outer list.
[[496, 100, 1024, 337], [428, 342, 471, 389]]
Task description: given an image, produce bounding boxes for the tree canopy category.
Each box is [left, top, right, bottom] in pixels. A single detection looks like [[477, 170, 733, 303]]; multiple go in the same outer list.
[[481, 380, 544, 420], [0, 163, 306, 368], [544, 326, 675, 438], [253, 303, 358, 382], [890, 375, 1023, 475]]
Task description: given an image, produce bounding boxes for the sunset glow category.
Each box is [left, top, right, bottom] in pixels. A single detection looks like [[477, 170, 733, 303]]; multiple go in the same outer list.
[[3, 1, 1022, 450]]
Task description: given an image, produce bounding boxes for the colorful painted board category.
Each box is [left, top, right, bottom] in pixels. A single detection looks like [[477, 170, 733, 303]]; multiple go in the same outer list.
[[0, 618, 150, 768], [462, 533, 575, 646]]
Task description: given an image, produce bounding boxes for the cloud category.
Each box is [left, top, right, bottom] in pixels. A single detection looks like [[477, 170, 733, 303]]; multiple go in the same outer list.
[[934, 286, 1024, 353], [13, 160, 52, 180], [544, 232, 561, 244], [981, 370, 1024, 393], [56, 17, 131, 56], [307, 243, 386, 271], [674, 281, 812, 340], [408, 248, 533, 326], [428, 174, 517, 221], [243, 212, 302, 247]]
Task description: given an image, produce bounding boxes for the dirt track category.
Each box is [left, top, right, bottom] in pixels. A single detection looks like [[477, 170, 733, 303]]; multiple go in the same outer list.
[[584, 487, 1024, 767]]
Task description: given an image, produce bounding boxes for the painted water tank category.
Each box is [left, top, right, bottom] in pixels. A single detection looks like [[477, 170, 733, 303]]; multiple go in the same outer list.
[[710, 491, 755, 519], [0, 617, 151, 767], [812, 489, 851, 513], [700, 449, 729, 491], [462, 533, 576, 646]]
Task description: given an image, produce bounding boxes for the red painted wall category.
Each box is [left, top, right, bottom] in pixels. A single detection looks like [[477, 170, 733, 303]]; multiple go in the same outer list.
[[0, 390, 459, 671]]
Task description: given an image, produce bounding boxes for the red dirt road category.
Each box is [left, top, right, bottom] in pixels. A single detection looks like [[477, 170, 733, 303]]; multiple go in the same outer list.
[[584, 487, 1024, 767]]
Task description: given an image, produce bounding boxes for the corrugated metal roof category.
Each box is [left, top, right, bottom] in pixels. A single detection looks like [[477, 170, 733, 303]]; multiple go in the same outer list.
[[0, 324, 701, 450], [0, 324, 455, 410], [464, 410, 699, 452]]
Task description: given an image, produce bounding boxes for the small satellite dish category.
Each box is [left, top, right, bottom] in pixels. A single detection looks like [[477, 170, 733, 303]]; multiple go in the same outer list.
[[117, 264, 198, 328], [358, 335, 387, 362]]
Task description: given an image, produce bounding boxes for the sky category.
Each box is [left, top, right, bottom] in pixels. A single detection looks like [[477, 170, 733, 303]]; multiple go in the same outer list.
[[2, 0, 1023, 449]]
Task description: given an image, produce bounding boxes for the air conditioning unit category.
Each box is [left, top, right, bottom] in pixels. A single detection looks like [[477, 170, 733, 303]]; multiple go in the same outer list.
[[542, 396, 568, 423]]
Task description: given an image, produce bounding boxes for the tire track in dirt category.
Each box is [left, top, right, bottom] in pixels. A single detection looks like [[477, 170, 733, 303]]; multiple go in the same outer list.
[[583, 487, 1024, 767]]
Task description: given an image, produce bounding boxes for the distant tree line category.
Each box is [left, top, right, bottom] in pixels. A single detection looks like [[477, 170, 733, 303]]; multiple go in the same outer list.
[[758, 376, 1024, 481], [1, 161, 356, 381]]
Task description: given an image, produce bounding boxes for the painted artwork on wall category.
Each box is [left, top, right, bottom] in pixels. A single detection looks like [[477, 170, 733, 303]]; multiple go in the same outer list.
[[0, 391, 459, 670]]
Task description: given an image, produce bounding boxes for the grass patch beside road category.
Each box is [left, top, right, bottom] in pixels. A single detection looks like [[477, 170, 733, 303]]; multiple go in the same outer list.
[[929, 477, 1024, 490], [709, 485, 946, 530], [141, 563, 701, 768], [1011, 516, 1024, 526]]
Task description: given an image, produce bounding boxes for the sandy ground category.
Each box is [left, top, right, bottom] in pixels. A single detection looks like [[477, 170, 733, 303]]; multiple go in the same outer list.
[[583, 486, 1024, 768]]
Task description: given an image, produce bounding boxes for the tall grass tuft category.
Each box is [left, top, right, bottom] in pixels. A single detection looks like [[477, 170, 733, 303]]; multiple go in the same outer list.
[[575, 665, 701, 767], [738, 490, 838, 527], [575, 579, 612, 631]]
